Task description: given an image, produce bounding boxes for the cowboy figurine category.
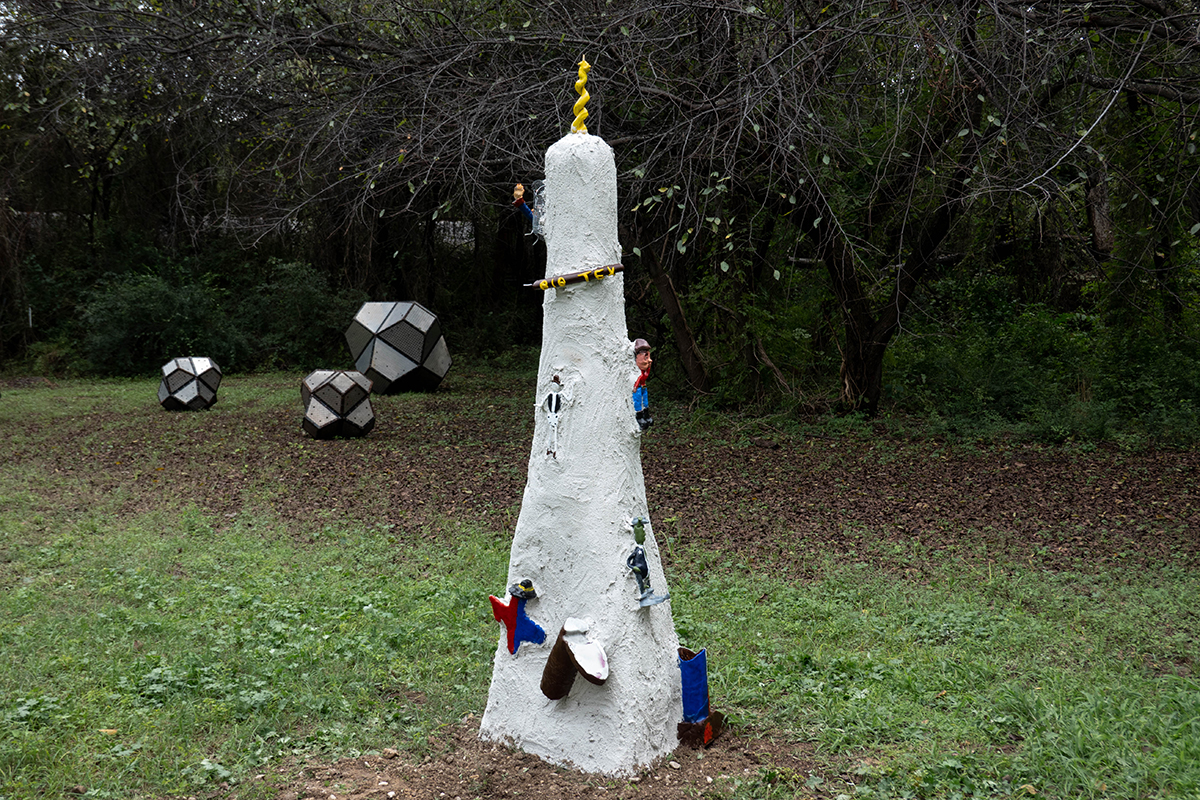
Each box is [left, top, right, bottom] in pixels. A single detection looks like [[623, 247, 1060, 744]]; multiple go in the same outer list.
[[632, 338, 653, 430]]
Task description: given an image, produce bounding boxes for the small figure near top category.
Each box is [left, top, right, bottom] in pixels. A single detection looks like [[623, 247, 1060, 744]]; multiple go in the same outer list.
[[632, 338, 653, 431], [513, 181, 546, 238], [543, 374, 563, 459], [513, 183, 533, 222]]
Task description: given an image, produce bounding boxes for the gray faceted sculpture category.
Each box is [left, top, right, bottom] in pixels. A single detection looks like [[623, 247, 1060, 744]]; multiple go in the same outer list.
[[158, 357, 222, 411], [345, 301, 452, 393], [301, 370, 376, 439]]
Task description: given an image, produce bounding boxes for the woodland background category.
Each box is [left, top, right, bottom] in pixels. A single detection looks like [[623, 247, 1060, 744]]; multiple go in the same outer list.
[[2, 0, 1200, 442]]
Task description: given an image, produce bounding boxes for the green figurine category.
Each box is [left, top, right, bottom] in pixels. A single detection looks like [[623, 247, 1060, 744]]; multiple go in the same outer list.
[[626, 517, 669, 607]]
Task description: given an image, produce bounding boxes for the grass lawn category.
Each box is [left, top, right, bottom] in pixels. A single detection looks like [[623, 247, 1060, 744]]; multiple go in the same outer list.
[[1, 356, 1197, 799]]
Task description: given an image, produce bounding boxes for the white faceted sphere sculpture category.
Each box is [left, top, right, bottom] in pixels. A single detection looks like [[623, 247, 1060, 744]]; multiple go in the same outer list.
[[344, 301, 452, 393], [301, 369, 376, 439], [157, 357, 222, 411]]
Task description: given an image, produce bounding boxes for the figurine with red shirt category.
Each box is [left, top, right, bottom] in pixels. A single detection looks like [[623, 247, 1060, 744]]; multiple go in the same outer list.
[[632, 338, 654, 430]]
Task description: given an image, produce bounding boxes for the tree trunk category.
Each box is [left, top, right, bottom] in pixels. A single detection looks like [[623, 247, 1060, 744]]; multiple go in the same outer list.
[[839, 338, 888, 417], [1154, 233, 1185, 336], [0, 194, 29, 359], [644, 249, 709, 392], [1086, 163, 1115, 257]]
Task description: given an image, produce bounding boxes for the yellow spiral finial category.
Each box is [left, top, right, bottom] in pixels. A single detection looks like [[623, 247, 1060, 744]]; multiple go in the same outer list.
[[571, 57, 591, 133]]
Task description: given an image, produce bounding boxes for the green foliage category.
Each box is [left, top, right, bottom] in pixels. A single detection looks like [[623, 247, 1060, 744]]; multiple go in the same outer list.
[[234, 260, 368, 370], [887, 273, 1200, 444], [79, 258, 372, 376], [1090, 334, 1200, 443], [641, 202, 838, 410], [22, 335, 87, 377], [996, 677, 1200, 799], [5, 0, 1200, 436], [83, 270, 248, 375], [670, 543, 1200, 800], [0, 510, 504, 798]]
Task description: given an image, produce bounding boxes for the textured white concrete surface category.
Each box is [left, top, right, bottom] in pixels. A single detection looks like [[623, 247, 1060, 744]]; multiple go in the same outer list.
[[479, 132, 682, 774]]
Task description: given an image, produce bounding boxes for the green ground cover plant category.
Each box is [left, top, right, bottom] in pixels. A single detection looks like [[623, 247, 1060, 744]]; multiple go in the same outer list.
[[680, 554, 1200, 799], [1, 361, 1197, 799], [1, 505, 506, 798]]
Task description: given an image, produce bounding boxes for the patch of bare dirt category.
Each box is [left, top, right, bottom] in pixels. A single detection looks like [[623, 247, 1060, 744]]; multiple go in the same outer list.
[[8, 373, 1197, 578], [241, 716, 821, 800]]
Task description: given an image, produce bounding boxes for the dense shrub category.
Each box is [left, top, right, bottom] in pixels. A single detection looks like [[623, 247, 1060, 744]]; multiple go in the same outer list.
[[233, 260, 368, 370], [82, 259, 368, 376], [84, 272, 248, 375], [887, 304, 1200, 444], [888, 306, 1091, 420]]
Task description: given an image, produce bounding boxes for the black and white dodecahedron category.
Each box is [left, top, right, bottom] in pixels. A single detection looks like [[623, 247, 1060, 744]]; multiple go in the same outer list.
[[344, 301, 452, 393], [301, 370, 376, 439], [157, 357, 222, 411]]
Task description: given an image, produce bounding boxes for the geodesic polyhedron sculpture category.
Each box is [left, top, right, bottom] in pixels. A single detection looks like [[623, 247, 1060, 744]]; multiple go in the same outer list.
[[344, 301, 452, 393], [301, 369, 375, 439], [158, 357, 222, 411]]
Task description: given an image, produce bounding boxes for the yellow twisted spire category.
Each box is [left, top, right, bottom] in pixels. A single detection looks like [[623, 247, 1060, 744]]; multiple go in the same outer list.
[[571, 57, 591, 133]]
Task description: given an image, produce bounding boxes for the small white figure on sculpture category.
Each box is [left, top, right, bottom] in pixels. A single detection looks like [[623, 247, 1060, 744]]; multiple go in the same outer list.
[[543, 375, 563, 457]]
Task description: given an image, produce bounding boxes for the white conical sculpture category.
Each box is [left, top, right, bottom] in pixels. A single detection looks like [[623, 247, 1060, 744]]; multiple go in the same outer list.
[[479, 62, 682, 775]]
